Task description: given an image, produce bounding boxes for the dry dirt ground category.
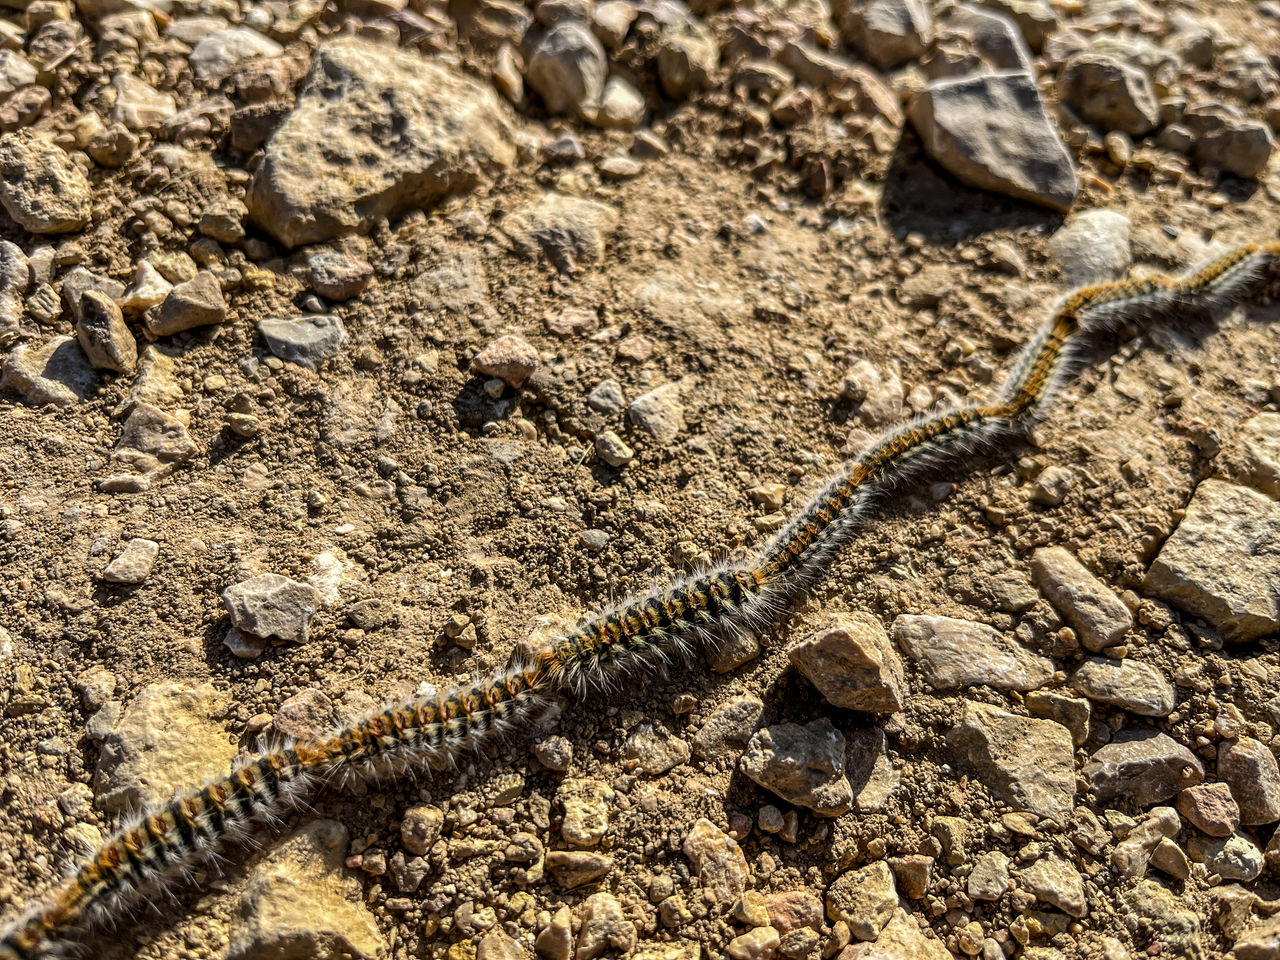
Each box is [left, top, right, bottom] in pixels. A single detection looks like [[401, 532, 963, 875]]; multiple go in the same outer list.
[[2, 1, 1280, 960]]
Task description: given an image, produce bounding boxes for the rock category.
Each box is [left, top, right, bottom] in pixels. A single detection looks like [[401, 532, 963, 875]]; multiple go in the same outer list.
[[501, 192, 618, 268], [1221, 413, 1280, 500], [967, 850, 1010, 901], [1070, 658, 1175, 717], [1021, 856, 1086, 917], [628, 382, 684, 445], [1, 336, 95, 407], [545, 850, 613, 888], [1149, 838, 1191, 880], [304, 251, 372, 302], [114, 402, 198, 470], [764, 891, 823, 935], [846, 727, 899, 811], [223, 627, 265, 660], [526, 22, 606, 116], [546, 307, 598, 338], [1057, 53, 1159, 136], [947, 702, 1075, 820], [727, 926, 779, 960], [1111, 806, 1180, 878], [1030, 464, 1075, 505], [907, 71, 1077, 213], [479, 930, 524, 960], [844, 0, 932, 70], [93, 681, 235, 813], [537, 905, 574, 960], [973, 0, 1055, 51], [892, 614, 1053, 692], [838, 907, 952, 960], [190, 26, 284, 82], [258, 315, 347, 372], [1184, 102, 1276, 179], [401, 804, 444, 856], [533, 735, 573, 771], [145, 271, 226, 336], [925, 4, 1032, 79], [120, 261, 172, 314], [1187, 831, 1265, 882], [1025, 690, 1091, 747], [594, 1, 636, 48], [887, 855, 932, 900], [222, 573, 322, 644], [1082, 729, 1204, 806], [471, 334, 538, 388], [1031, 546, 1133, 652], [110, 72, 175, 131], [248, 37, 514, 248], [827, 861, 896, 941], [683, 818, 749, 908], [1218, 738, 1280, 826], [1235, 914, 1280, 960], [591, 75, 645, 130], [75, 290, 137, 374], [0, 239, 28, 343], [595, 430, 634, 467], [103, 538, 159, 584], [740, 718, 853, 817], [227, 819, 386, 960], [1049, 209, 1133, 286], [789, 613, 905, 712], [624, 724, 690, 775], [62, 267, 126, 321], [87, 122, 138, 168], [1120, 882, 1202, 960], [656, 21, 717, 99], [1178, 783, 1240, 838], [693, 694, 765, 760], [0, 131, 91, 233], [1146, 479, 1280, 642], [558, 778, 614, 847], [577, 892, 635, 960]]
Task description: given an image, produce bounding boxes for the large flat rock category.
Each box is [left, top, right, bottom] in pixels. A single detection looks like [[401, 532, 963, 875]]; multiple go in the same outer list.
[[248, 37, 516, 248]]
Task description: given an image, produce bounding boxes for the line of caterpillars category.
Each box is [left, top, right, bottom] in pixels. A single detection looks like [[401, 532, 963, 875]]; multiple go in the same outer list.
[[4, 240, 1277, 959]]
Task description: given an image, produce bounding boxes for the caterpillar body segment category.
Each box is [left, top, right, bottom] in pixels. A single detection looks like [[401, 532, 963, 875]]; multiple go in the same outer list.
[[7, 240, 1280, 960]]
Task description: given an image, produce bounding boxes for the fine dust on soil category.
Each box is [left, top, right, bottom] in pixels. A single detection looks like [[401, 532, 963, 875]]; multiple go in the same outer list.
[[2, 3, 1280, 960]]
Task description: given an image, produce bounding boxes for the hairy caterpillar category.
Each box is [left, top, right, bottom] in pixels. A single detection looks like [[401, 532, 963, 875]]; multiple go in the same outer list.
[[4, 240, 1277, 959]]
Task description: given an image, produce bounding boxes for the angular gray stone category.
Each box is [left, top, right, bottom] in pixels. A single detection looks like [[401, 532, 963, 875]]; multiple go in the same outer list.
[[1187, 831, 1264, 882], [111, 71, 176, 132], [790, 613, 905, 712], [1146, 479, 1280, 642], [947, 702, 1075, 820], [967, 850, 1010, 901], [1218, 737, 1280, 826], [629, 382, 685, 446], [1, 336, 95, 407], [308, 251, 373, 302], [222, 573, 322, 644], [258, 315, 347, 372], [844, 0, 932, 70], [1184, 102, 1276, 179], [1082, 729, 1204, 807], [248, 37, 515, 248], [501, 192, 618, 268], [104, 538, 159, 584], [145, 271, 226, 336], [1031, 546, 1132, 652], [526, 21, 606, 116], [693, 694, 765, 760], [1021, 856, 1086, 918], [0, 131, 91, 234], [740, 718, 853, 817], [892, 614, 1053, 692], [1070, 658, 1175, 718], [925, 4, 1032, 79], [973, 0, 1056, 51], [908, 71, 1077, 213], [75, 290, 137, 374], [115, 402, 198, 469], [0, 239, 29, 344], [1057, 53, 1159, 136]]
